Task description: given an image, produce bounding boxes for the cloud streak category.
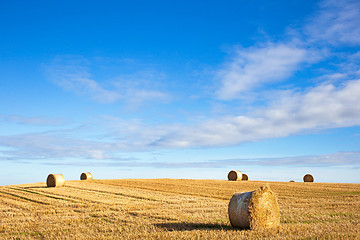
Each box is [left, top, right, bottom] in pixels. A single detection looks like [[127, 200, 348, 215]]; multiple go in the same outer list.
[[306, 0, 360, 46], [216, 43, 309, 99], [3, 79, 358, 158], [0, 115, 66, 126], [18, 151, 360, 169], [45, 56, 170, 105], [1, 78, 360, 168], [154, 79, 360, 147], [45, 57, 122, 103], [140, 151, 360, 168], [216, 0, 360, 101], [2, 0, 360, 170], [0, 133, 111, 160]]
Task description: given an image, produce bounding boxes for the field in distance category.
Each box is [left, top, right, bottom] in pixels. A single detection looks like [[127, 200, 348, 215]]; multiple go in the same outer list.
[[0, 179, 359, 239]]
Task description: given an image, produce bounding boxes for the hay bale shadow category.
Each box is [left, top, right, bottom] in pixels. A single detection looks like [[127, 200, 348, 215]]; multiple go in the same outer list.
[[24, 186, 48, 189], [154, 222, 234, 231]]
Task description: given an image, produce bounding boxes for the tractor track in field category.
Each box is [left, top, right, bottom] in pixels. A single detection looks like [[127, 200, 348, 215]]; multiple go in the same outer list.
[[1, 180, 360, 239], [64, 185, 172, 203], [15, 186, 127, 206], [10, 187, 80, 203], [0, 189, 49, 205], [94, 181, 230, 201]]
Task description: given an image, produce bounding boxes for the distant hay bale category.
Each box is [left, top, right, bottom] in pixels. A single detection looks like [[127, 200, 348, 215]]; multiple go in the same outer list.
[[228, 185, 280, 229], [303, 174, 314, 182], [228, 170, 242, 181], [80, 172, 93, 181], [242, 173, 249, 181], [289, 180, 295, 182], [46, 174, 65, 188]]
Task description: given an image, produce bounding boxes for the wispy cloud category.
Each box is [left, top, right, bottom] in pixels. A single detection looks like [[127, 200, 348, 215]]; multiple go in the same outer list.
[[0, 133, 110, 160], [45, 56, 170, 105], [216, 0, 360, 101], [45, 56, 122, 103], [216, 43, 309, 100], [5, 79, 357, 154], [0, 115, 67, 126], [111, 71, 171, 108], [138, 151, 360, 168], [21, 151, 360, 169], [217, 152, 359, 167], [306, 0, 360, 46], [1, 75, 360, 163], [3, 0, 360, 169], [154, 79, 360, 147]]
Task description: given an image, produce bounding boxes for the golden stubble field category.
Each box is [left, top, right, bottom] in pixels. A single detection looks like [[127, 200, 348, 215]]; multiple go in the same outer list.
[[0, 179, 359, 239]]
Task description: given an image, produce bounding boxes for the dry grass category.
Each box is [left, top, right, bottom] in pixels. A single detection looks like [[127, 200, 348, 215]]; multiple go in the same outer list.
[[0, 179, 359, 239]]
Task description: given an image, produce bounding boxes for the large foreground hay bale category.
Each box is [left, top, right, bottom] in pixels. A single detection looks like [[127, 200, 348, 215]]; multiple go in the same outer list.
[[228, 170, 242, 181], [303, 174, 314, 182], [80, 172, 93, 181], [228, 185, 280, 229], [46, 174, 65, 187], [242, 173, 249, 181]]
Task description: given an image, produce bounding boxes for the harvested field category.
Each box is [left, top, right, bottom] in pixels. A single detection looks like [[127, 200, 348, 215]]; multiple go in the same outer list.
[[0, 179, 359, 239]]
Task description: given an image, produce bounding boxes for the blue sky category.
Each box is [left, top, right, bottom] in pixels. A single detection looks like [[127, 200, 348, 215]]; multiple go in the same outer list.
[[1, 0, 360, 185]]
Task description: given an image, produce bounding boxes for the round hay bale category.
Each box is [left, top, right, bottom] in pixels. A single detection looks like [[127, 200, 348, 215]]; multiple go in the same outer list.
[[228, 185, 280, 229], [303, 174, 314, 182], [242, 173, 249, 181], [46, 174, 65, 188], [289, 180, 295, 182], [80, 172, 93, 181], [228, 170, 242, 181]]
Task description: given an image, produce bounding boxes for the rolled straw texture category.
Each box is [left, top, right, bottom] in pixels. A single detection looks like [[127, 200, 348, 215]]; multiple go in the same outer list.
[[303, 174, 314, 182], [228, 170, 242, 181], [46, 174, 65, 188], [242, 173, 249, 181], [80, 172, 93, 180], [228, 185, 280, 229]]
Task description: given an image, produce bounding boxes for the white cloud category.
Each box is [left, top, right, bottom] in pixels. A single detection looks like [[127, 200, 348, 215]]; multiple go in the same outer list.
[[306, 0, 360, 46], [14, 149, 358, 169], [123, 89, 170, 109], [216, 43, 308, 100], [46, 59, 122, 103], [211, 151, 360, 167], [154, 79, 360, 148], [216, 0, 360, 101], [110, 70, 171, 108], [126, 151, 360, 168], [6, 1, 360, 165], [0, 115, 66, 126], [1, 79, 360, 162], [45, 56, 170, 105], [0, 133, 111, 160]]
